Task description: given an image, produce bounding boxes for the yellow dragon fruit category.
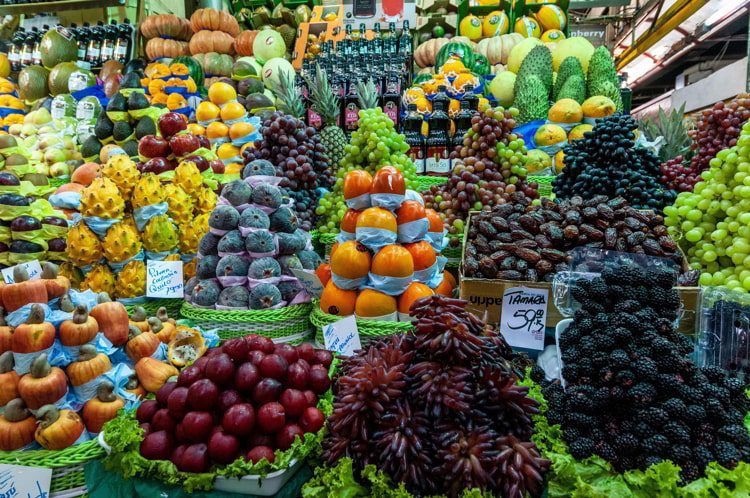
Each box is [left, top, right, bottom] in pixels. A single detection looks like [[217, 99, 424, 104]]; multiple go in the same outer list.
[[101, 154, 141, 201], [164, 183, 194, 225], [143, 214, 178, 252], [179, 213, 209, 254], [194, 186, 217, 214], [81, 264, 116, 295], [165, 254, 181, 262], [80, 177, 125, 219], [59, 262, 83, 288], [102, 221, 142, 262], [116, 260, 146, 298], [131, 173, 165, 210], [184, 258, 196, 280], [67, 222, 103, 266], [174, 161, 203, 195]]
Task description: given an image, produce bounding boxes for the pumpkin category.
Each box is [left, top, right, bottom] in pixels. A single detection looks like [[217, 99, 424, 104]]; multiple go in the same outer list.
[[135, 357, 178, 393], [404, 240, 437, 271], [145, 38, 190, 60], [330, 240, 371, 280], [148, 78, 166, 96], [125, 374, 146, 399], [371, 245, 414, 278], [315, 263, 331, 286], [90, 292, 129, 346], [41, 262, 70, 299], [433, 270, 456, 296], [189, 30, 236, 56], [398, 282, 434, 314], [149, 316, 176, 343], [167, 92, 187, 110], [2, 266, 48, 312], [18, 354, 68, 410], [126, 324, 161, 362], [0, 399, 36, 450], [167, 326, 207, 367], [343, 170, 373, 202], [172, 55, 205, 88], [371, 166, 406, 196], [340, 209, 361, 234], [0, 309, 12, 354], [82, 381, 124, 433], [0, 351, 19, 406], [320, 281, 357, 316], [355, 289, 397, 318], [414, 38, 450, 68], [235, 30, 258, 56], [59, 305, 99, 347], [35, 405, 85, 450], [129, 306, 150, 332], [140, 14, 192, 40], [477, 33, 523, 65], [67, 344, 111, 387], [190, 8, 241, 37], [192, 53, 234, 77], [12, 304, 55, 354]]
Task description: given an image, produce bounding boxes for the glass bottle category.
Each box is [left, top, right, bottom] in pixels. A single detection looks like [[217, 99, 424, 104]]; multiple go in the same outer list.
[[100, 20, 117, 63], [403, 104, 425, 174], [86, 21, 103, 66], [8, 28, 25, 72], [382, 58, 400, 127], [20, 27, 35, 67], [425, 86, 451, 176]]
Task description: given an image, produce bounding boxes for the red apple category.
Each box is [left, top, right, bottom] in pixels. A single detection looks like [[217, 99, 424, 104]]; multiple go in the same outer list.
[[222, 403, 255, 436], [182, 411, 214, 443], [275, 424, 304, 450], [158, 112, 187, 139], [141, 157, 173, 175], [197, 135, 210, 149], [169, 133, 201, 157], [208, 430, 240, 464], [223, 338, 249, 365], [247, 446, 275, 464], [179, 444, 209, 473], [156, 382, 178, 406], [257, 402, 285, 433], [218, 389, 243, 412], [151, 409, 177, 432], [140, 430, 173, 460], [308, 365, 330, 394], [138, 135, 171, 159], [300, 407, 325, 433], [182, 154, 209, 172], [167, 387, 189, 419], [187, 379, 219, 411], [209, 159, 225, 174], [279, 389, 307, 418], [205, 353, 235, 386], [136, 399, 159, 423], [177, 365, 203, 387]]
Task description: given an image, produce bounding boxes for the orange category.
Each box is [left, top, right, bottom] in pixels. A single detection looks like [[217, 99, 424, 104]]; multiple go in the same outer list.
[[229, 121, 255, 141], [217, 143, 240, 160], [206, 121, 229, 139], [221, 102, 246, 122], [187, 123, 205, 136], [208, 82, 237, 106], [196, 101, 220, 122]]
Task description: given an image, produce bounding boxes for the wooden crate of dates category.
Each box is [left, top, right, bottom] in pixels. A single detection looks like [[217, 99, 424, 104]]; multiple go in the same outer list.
[[459, 195, 691, 330]]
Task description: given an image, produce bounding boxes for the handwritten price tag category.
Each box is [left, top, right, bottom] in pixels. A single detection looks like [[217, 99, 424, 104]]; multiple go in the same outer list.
[[322, 315, 361, 356], [500, 287, 548, 351], [289, 268, 324, 298], [0, 464, 52, 498], [146, 260, 183, 298], [1, 260, 42, 284]]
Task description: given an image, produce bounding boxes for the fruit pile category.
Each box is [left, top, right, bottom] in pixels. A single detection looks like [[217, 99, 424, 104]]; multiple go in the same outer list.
[[315, 108, 417, 234], [317, 168, 455, 320], [187, 161, 320, 309], [422, 107, 538, 235], [315, 295, 549, 496], [0, 80, 25, 130], [142, 61, 200, 113], [664, 119, 750, 289], [553, 114, 676, 211], [135, 337, 331, 472], [544, 264, 750, 482], [464, 195, 684, 282]]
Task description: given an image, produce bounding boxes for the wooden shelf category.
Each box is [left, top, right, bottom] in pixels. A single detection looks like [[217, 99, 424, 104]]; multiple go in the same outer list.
[[0, 0, 124, 15]]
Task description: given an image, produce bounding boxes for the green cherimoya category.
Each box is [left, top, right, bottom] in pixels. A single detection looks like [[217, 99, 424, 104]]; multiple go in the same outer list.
[[514, 75, 549, 124], [587, 46, 622, 110], [553, 56, 584, 101], [557, 74, 586, 104], [515, 45, 553, 95]]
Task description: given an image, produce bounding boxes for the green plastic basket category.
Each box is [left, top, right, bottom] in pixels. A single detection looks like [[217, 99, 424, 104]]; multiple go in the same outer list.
[[528, 175, 555, 198], [415, 175, 449, 192], [311, 299, 413, 346], [0, 439, 105, 497], [180, 301, 313, 343], [123, 298, 183, 320], [443, 233, 463, 269]]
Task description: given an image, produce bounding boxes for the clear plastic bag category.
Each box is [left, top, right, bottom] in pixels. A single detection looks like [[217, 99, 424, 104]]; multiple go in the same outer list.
[[695, 286, 750, 380]]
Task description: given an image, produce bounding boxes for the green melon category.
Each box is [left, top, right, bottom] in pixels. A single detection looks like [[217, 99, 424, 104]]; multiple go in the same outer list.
[[40, 27, 78, 69], [173, 55, 204, 89], [48, 62, 78, 96], [435, 42, 476, 71], [18, 65, 50, 102]]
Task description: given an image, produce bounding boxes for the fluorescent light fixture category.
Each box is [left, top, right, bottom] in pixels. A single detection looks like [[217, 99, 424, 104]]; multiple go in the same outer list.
[[705, 2, 739, 26]]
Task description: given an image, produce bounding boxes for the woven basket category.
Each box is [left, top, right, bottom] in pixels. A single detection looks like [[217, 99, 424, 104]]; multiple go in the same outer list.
[[528, 175, 555, 198], [310, 299, 413, 346], [0, 439, 105, 497], [414, 175, 448, 192], [180, 301, 313, 344], [123, 298, 183, 319]]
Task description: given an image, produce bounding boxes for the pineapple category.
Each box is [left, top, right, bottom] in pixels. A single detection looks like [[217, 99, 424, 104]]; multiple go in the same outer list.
[[273, 69, 305, 119], [116, 260, 146, 298], [80, 177, 125, 219], [306, 64, 346, 169], [81, 264, 116, 295], [143, 214, 179, 253], [356, 78, 380, 110], [164, 183, 194, 225], [179, 213, 209, 254], [639, 103, 693, 162], [101, 155, 141, 201], [102, 221, 142, 263], [174, 161, 203, 195], [132, 173, 165, 210], [67, 222, 103, 266]]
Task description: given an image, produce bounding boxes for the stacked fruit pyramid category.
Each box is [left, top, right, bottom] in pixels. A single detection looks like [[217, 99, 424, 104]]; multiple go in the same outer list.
[[142, 61, 200, 114], [316, 167, 456, 329]]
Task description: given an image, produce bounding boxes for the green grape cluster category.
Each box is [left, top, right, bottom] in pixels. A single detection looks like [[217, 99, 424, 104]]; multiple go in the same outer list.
[[316, 108, 418, 234], [664, 121, 750, 290]]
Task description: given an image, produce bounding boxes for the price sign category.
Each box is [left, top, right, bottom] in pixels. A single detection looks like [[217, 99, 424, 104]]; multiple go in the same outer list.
[[146, 260, 183, 298], [0, 464, 52, 498], [322, 315, 361, 356], [1, 260, 42, 284], [289, 269, 324, 298], [499, 287, 548, 351]]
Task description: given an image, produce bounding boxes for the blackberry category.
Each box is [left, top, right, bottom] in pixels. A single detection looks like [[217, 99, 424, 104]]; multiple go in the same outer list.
[[594, 441, 617, 462], [680, 461, 701, 483], [704, 398, 725, 417], [614, 300, 641, 313], [607, 284, 625, 299], [592, 333, 616, 351], [632, 359, 658, 381], [642, 456, 664, 469], [609, 349, 630, 369], [715, 441, 741, 467], [628, 382, 657, 406], [584, 302, 607, 316], [587, 277, 608, 301], [592, 387, 611, 409], [612, 312, 641, 332], [598, 366, 615, 384], [562, 347, 582, 364], [651, 337, 674, 356], [609, 386, 626, 402], [649, 268, 677, 288], [655, 353, 682, 372], [614, 433, 639, 454], [703, 385, 730, 404], [718, 424, 750, 444], [724, 376, 746, 396], [662, 421, 691, 444], [592, 313, 610, 329], [685, 404, 707, 422], [693, 446, 714, 469], [661, 398, 687, 418], [577, 318, 594, 332], [679, 385, 704, 404], [591, 352, 610, 369], [638, 407, 669, 427], [574, 308, 592, 321], [562, 427, 582, 443], [634, 421, 655, 439], [615, 369, 635, 387], [571, 284, 590, 303], [655, 318, 676, 334], [569, 437, 595, 459], [642, 434, 669, 456], [566, 412, 595, 429], [562, 365, 578, 381], [611, 327, 632, 344], [579, 337, 596, 357], [670, 444, 692, 464], [654, 374, 683, 396]]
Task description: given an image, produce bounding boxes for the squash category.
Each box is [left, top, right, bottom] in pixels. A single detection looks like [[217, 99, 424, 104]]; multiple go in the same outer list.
[[0, 308, 12, 354], [59, 305, 99, 347], [414, 38, 449, 68], [0, 351, 19, 406], [190, 8, 241, 37], [477, 33, 523, 65], [67, 344, 111, 387], [189, 30, 236, 56], [355, 289, 397, 318], [235, 30, 257, 56], [18, 354, 67, 410], [173, 55, 204, 88], [126, 324, 160, 362], [0, 399, 36, 450], [330, 240, 372, 281], [90, 293, 129, 346], [167, 326, 207, 367], [41, 262, 70, 299], [145, 38, 190, 60], [149, 316, 176, 343], [140, 14, 192, 41], [2, 266, 48, 312], [12, 304, 55, 354], [319, 281, 357, 316], [129, 306, 150, 332], [35, 405, 85, 450], [125, 373, 146, 399], [145, 62, 170, 79], [192, 52, 233, 77], [82, 381, 124, 433], [135, 357, 178, 393]]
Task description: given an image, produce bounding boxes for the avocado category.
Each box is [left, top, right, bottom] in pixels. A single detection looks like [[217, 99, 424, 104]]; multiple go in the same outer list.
[[107, 93, 127, 112], [94, 113, 114, 140], [153, 103, 167, 109], [0, 135, 17, 149], [120, 72, 141, 90], [245, 93, 274, 114], [127, 91, 149, 111], [5, 153, 27, 167], [135, 117, 156, 139], [112, 121, 133, 142], [238, 77, 264, 97], [122, 140, 138, 158], [80, 136, 102, 159], [22, 173, 48, 186]]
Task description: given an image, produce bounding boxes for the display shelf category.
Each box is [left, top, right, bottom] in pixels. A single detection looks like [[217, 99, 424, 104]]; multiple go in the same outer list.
[[0, 0, 124, 15]]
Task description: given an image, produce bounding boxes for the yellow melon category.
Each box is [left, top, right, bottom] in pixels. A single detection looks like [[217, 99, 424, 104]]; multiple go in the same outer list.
[[534, 124, 567, 147], [568, 124, 593, 141], [548, 99, 583, 124], [582, 96, 616, 119]]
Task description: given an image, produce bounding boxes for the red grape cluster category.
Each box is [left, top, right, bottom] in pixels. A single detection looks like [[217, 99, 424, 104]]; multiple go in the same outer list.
[[659, 155, 697, 192]]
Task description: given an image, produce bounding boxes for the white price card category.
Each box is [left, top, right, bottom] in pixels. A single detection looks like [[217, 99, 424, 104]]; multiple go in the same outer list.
[[322, 315, 361, 356], [146, 260, 183, 298], [289, 268, 324, 298], [1, 260, 42, 284], [0, 464, 52, 498], [499, 287, 548, 351]]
